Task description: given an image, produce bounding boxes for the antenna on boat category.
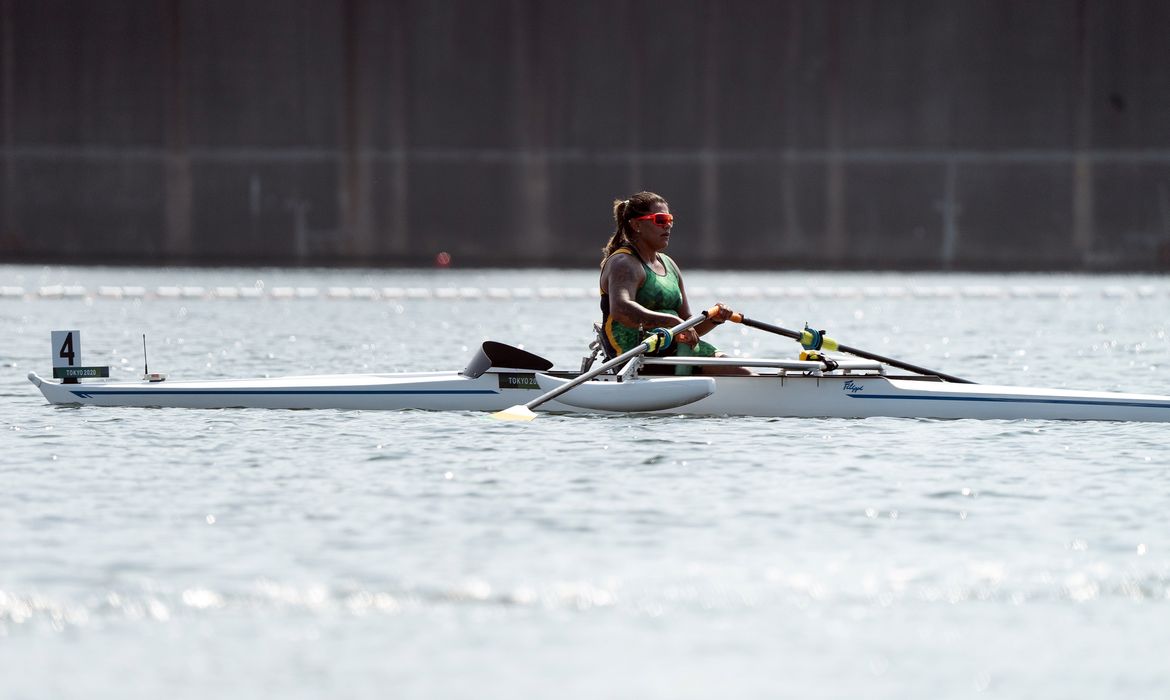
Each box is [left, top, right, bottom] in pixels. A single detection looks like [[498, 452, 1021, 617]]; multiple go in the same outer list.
[[142, 334, 167, 382]]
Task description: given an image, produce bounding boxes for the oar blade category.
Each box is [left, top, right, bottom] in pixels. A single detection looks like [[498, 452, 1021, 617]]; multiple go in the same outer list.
[[490, 404, 538, 422]]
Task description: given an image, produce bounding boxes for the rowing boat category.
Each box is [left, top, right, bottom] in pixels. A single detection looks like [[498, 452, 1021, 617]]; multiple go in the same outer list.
[[27, 339, 1170, 422]]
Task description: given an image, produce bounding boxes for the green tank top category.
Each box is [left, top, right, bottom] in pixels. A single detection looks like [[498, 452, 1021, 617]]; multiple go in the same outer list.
[[600, 247, 683, 354]]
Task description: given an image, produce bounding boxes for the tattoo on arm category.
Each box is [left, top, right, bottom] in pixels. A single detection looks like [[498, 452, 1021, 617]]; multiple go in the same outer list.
[[605, 257, 679, 329]]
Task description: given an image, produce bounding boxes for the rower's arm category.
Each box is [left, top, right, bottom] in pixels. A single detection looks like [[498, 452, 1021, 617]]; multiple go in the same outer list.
[[603, 255, 685, 330]]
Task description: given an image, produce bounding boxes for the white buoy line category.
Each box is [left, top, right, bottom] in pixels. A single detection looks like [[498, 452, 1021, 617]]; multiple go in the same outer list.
[[0, 284, 1164, 301]]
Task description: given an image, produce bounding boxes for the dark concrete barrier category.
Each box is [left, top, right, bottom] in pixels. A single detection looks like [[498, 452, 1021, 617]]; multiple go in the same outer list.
[[2, 0, 1169, 269]]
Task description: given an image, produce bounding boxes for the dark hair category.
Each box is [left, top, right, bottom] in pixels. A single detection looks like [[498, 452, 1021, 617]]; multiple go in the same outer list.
[[601, 191, 668, 266]]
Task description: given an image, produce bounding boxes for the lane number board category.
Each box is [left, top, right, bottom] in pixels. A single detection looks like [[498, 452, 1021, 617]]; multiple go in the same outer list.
[[51, 330, 81, 368]]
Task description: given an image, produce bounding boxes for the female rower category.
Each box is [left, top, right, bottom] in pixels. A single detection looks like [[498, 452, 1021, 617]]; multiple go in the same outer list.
[[599, 191, 749, 376]]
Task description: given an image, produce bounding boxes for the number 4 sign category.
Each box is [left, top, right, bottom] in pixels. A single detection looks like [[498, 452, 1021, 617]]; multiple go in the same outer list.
[[51, 330, 81, 368]]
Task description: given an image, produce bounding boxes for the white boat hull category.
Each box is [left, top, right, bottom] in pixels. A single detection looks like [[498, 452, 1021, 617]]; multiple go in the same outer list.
[[27, 368, 1170, 422]]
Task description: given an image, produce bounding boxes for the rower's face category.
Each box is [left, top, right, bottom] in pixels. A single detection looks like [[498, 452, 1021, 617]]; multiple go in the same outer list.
[[631, 202, 672, 250]]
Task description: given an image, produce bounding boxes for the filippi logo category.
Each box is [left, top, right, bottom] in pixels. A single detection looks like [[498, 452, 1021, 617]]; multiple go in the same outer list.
[[843, 380, 864, 394]]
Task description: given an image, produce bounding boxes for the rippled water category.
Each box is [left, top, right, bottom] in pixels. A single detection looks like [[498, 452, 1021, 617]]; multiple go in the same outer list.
[[3, 265, 1170, 699]]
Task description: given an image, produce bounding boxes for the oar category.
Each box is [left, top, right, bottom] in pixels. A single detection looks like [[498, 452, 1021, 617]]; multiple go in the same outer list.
[[491, 307, 721, 421], [729, 314, 975, 384]]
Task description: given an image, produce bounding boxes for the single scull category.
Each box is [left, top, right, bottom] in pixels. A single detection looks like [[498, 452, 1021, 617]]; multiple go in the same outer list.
[[27, 337, 1170, 422]]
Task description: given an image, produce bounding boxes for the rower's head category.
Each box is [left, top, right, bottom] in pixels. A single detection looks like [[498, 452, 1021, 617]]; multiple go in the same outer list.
[[602, 191, 672, 265]]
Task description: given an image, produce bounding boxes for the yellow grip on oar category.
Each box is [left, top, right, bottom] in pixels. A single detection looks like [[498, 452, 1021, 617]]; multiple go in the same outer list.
[[799, 326, 839, 352], [642, 327, 673, 354], [803, 331, 839, 351]]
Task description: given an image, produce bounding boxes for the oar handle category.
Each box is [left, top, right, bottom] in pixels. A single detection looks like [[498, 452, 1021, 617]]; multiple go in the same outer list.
[[729, 314, 974, 384], [521, 306, 720, 412]]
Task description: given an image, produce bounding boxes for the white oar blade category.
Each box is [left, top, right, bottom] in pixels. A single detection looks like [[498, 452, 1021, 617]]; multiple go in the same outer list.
[[490, 404, 537, 421]]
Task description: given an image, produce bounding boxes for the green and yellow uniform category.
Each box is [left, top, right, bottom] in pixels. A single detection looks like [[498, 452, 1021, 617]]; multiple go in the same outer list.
[[599, 247, 718, 375]]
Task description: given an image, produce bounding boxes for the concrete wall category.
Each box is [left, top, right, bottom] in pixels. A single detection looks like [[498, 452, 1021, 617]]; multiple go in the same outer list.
[[2, 0, 1170, 269]]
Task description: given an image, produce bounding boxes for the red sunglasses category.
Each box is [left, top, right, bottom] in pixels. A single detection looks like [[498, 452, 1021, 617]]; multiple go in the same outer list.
[[632, 212, 674, 227]]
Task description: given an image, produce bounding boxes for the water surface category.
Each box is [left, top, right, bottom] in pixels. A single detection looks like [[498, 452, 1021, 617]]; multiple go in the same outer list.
[[3, 266, 1169, 699]]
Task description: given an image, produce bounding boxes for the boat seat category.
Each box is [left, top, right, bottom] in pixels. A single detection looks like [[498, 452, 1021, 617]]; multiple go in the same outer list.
[[593, 323, 616, 361], [578, 323, 615, 373]]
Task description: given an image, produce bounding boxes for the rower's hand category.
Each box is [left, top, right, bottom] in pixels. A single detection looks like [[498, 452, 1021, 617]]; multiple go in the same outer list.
[[709, 303, 736, 325], [676, 329, 699, 347]]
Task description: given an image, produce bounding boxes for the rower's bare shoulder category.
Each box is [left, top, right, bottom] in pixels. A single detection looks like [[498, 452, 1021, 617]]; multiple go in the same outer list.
[[602, 254, 645, 294]]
